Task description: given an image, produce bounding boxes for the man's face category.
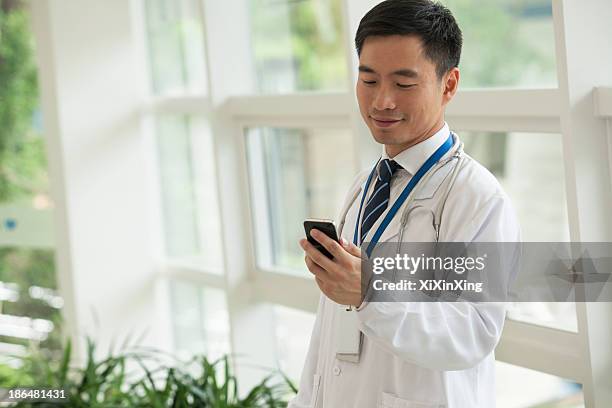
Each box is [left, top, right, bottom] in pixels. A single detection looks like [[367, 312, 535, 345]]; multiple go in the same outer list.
[[356, 35, 458, 156]]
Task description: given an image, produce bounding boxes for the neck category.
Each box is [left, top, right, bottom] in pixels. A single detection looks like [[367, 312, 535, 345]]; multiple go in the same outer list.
[[385, 119, 445, 158]]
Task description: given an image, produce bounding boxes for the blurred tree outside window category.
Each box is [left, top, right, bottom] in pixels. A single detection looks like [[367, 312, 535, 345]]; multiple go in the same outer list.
[[0, 0, 61, 384], [249, 0, 349, 93], [442, 0, 557, 88]]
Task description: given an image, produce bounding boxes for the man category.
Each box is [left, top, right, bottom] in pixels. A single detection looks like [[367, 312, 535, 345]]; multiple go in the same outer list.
[[292, 1, 520, 407]]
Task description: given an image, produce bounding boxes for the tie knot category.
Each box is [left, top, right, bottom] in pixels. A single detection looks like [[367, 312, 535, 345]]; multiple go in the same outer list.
[[378, 159, 400, 182]]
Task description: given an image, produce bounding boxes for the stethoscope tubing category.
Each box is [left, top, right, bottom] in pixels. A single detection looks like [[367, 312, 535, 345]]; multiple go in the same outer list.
[[338, 142, 466, 248]]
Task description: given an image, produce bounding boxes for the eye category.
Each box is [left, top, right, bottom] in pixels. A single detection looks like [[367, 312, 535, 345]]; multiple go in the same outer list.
[[397, 83, 416, 89], [361, 80, 377, 85]]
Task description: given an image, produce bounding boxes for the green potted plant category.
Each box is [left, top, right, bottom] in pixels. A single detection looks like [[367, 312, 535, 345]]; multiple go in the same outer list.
[[2, 338, 296, 407]]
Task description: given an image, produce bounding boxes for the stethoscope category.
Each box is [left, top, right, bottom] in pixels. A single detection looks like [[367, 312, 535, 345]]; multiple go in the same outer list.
[[337, 135, 467, 249]]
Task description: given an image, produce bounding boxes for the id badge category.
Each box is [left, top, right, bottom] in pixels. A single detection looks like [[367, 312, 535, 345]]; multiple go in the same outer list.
[[335, 305, 362, 363]]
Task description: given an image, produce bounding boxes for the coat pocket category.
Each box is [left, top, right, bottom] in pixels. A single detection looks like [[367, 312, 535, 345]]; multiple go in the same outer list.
[[378, 392, 444, 408], [310, 374, 321, 408]]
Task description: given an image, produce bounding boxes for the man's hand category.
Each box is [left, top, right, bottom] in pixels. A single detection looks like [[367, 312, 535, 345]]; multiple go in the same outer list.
[[299, 229, 362, 307]]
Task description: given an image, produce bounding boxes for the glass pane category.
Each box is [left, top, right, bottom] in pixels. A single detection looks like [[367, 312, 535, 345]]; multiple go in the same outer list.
[[144, 0, 207, 94], [246, 127, 355, 273], [496, 361, 583, 407], [442, 0, 557, 88], [273, 305, 316, 382], [461, 131, 569, 241], [461, 131, 576, 332], [249, 0, 348, 93], [0, 249, 61, 353], [155, 115, 223, 271], [0, 1, 62, 379], [169, 281, 230, 361]]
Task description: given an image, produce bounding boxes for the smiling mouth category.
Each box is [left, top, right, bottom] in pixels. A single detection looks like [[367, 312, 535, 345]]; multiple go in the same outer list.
[[371, 116, 403, 128]]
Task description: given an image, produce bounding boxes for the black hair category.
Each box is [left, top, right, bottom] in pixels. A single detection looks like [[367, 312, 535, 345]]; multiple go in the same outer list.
[[355, 0, 462, 79]]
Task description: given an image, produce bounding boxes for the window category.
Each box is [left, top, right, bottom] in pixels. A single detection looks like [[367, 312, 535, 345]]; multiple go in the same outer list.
[[462, 131, 576, 332], [144, 0, 207, 95], [246, 126, 356, 273], [496, 361, 583, 408], [0, 249, 60, 351], [155, 115, 223, 271], [441, 0, 557, 88], [461, 131, 569, 242], [0, 1, 62, 381], [248, 0, 349, 93], [169, 281, 230, 361]]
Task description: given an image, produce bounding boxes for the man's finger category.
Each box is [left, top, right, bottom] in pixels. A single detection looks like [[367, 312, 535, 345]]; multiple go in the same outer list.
[[310, 229, 345, 259], [341, 238, 362, 258], [305, 255, 329, 279], [300, 237, 335, 270]]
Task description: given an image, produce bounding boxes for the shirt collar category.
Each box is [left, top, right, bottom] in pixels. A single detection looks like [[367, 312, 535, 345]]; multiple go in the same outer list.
[[381, 122, 450, 176]]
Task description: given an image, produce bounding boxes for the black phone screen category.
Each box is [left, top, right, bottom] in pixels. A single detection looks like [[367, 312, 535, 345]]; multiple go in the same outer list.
[[304, 219, 339, 259]]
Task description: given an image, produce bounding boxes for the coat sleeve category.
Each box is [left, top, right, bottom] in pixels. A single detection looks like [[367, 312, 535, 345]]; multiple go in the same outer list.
[[288, 294, 325, 408], [355, 193, 521, 371]]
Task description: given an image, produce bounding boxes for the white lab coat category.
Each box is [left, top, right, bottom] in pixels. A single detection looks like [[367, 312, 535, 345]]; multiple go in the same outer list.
[[289, 125, 521, 408]]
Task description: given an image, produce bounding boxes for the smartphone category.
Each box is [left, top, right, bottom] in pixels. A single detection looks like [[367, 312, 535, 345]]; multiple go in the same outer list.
[[304, 218, 340, 259]]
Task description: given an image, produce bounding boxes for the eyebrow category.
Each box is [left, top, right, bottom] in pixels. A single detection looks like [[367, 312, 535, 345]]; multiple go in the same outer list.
[[358, 65, 419, 78]]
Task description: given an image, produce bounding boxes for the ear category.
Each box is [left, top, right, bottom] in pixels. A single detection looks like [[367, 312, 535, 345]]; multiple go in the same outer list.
[[441, 67, 460, 106]]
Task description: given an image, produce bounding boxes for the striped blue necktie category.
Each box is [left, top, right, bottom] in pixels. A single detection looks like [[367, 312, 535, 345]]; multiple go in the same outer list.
[[360, 159, 402, 244]]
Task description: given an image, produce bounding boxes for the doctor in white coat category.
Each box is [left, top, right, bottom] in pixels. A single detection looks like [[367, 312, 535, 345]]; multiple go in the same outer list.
[[293, 1, 520, 407]]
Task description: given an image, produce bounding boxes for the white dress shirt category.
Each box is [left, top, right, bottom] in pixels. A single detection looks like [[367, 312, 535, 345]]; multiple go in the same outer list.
[[289, 123, 521, 408]]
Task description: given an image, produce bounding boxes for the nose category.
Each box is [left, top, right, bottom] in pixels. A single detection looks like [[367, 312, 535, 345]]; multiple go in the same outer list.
[[372, 85, 396, 111]]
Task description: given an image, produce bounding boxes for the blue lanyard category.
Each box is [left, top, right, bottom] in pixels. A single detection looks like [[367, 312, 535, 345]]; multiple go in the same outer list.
[[353, 134, 454, 257]]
